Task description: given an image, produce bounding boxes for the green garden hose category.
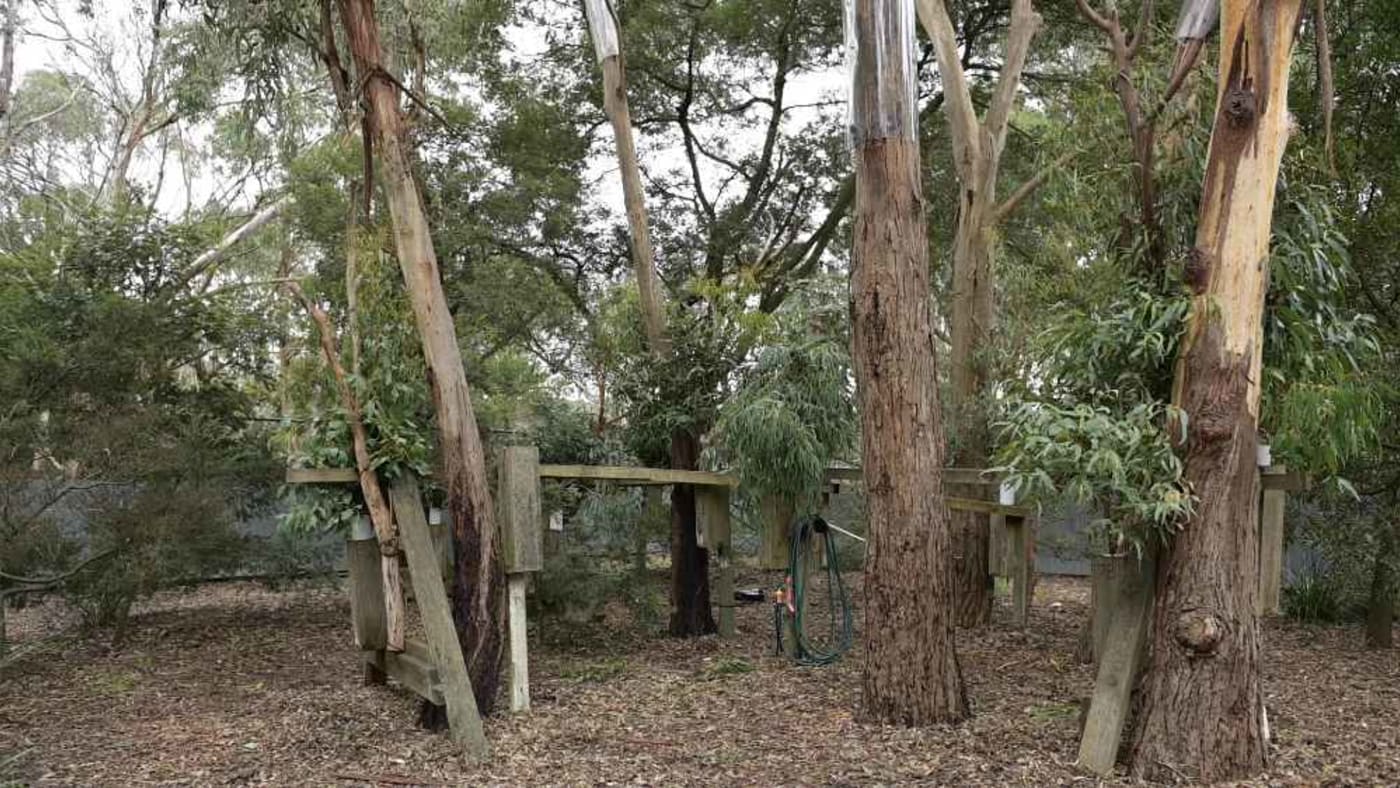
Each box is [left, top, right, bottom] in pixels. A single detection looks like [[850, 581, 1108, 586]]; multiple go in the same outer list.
[[779, 514, 854, 666]]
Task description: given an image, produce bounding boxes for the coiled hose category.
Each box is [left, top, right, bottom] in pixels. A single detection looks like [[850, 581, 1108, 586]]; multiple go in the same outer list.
[[777, 514, 854, 666]]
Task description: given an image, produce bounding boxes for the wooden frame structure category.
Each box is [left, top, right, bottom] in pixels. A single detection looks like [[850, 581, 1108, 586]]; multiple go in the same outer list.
[[820, 466, 1039, 627], [290, 449, 739, 728], [290, 468, 487, 756]]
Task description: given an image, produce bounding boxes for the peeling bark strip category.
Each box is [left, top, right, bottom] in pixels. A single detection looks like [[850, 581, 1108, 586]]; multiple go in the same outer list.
[[335, 0, 505, 717], [1131, 0, 1304, 781], [849, 0, 966, 725], [286, 281, 406, 654]]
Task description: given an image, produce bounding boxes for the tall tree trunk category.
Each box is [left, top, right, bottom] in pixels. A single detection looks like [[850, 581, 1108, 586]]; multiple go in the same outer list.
[[337, 0, 505, 715], [1367, 517, 1396, 649], [947, 187, 996, 626], [917, 0, 1041, 627], [0, 0, 16, 125], [1129, 1, 1303, 779], [849, 0, 967, 726], [584, 4, 714, 636], [668, 429, 715, 635]]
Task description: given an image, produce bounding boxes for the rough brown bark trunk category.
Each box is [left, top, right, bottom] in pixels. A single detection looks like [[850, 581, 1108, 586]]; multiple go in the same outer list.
[[337, 0, 504, 715], [852, 135, 967, 725], [1129, 1, 1303, 780], [1367, 518, 1396, 649], [850, 0, 966, 726], [668, 429, 715, 636]]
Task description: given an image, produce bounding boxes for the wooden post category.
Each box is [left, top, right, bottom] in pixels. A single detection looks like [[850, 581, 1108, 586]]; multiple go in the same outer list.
[[760, 495, 794, 570], [1258, 465, 1287, 616], [388, 476, 488, 758], [988, 512, 1007, 577], [1077, 549, 1156, 776], [428, 506, 453, 582], [989, 480, 1013, 577], [638, 486, 663, 575], [347, 519, 388, 652], [498, 446, 543, 574], [699, 486, 735, 637], [496, 446, 542, 712], [1006, 513, 1033, 627], [507, 573, 529, 712], [1089, 554, 1116, 664]]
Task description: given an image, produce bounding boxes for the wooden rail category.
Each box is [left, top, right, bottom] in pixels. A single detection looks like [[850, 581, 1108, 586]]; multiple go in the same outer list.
[[538, 464, 737, 487]]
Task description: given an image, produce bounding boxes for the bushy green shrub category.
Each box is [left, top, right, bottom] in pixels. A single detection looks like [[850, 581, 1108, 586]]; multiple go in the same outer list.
[[251, 528, 341, 589], [63, 486, 246, 637]]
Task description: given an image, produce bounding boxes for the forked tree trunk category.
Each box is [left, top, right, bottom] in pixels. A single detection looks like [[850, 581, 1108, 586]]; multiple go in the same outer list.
[[849, 0, 967, 726], [337, 0, 505, 715], [917, 0, 1041, 627], [1128, 1, 1303, 779]]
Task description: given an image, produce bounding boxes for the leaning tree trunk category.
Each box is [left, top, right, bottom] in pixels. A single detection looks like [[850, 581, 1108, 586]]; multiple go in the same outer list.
[[583, 2, 714, 636], [337, 0, 505, 715], [1128, 1, 1302, 780], [849, 0, 968, 726]]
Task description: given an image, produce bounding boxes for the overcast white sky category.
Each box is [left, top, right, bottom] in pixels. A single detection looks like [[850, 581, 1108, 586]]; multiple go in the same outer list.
[[10, 1, 849, 229]]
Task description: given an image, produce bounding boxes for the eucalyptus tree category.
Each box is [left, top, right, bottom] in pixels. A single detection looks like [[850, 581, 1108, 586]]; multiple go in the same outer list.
[[848, 0, 967, 725], [914, 0, 1050, 626], [1128, 1, 1306, 779]]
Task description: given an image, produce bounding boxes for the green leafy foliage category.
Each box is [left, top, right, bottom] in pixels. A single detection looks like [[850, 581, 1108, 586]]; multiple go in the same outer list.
[[993, 401, 1192, 553], [710, 331, 855, 508]]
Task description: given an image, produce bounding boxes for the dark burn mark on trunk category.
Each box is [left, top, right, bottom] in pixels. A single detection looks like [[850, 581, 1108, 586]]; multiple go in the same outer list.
[[1184, 247, 1213, 293], [1225, 86, 1257, 128]]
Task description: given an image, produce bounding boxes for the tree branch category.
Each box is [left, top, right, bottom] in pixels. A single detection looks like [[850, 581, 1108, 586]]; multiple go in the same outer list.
[[916, 0, 981, 178], [0, 549, 115, 589], [991, 148, 1075, 223], [983, 0, 1042, 152]]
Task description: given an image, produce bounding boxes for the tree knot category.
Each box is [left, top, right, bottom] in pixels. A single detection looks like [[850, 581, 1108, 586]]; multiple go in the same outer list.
[[1225, 87, 1256, 128], [1174, 609, 1224, 656], [379, 537, 401, 557], [1184, 248, 1213, 294]]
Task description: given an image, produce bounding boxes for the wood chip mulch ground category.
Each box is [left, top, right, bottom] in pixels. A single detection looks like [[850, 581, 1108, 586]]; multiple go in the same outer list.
[[1, 573, 1397, 786]]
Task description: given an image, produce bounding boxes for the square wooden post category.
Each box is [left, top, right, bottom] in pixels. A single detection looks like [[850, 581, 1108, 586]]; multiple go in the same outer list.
[[1005, 512, 1034, 627], [497, 446, 543, 712], [698, 486, 735, 637], [1258, 465, 1287, 616]]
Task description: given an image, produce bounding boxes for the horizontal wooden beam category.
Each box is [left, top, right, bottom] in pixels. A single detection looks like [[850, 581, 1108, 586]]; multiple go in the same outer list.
[[537, 464, 738, 487], [946, 496, 1032, 518], [286, 467, 358, 484], [824, 466, 1003, 487], [361, 638, 444, 705], [1261, 468, 1307, 492]]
